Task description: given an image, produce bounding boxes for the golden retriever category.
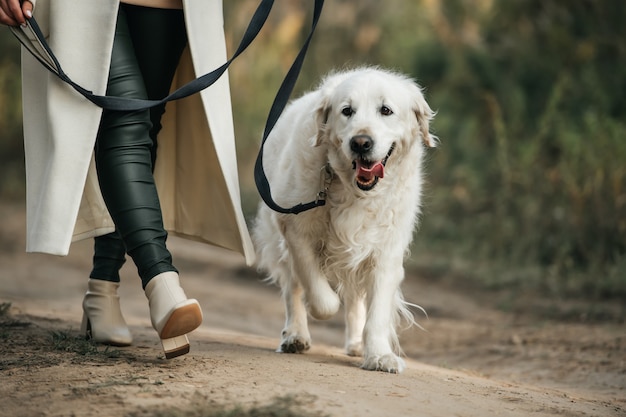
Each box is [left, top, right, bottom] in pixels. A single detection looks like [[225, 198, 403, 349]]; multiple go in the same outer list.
[[253, 67, 436, 373]]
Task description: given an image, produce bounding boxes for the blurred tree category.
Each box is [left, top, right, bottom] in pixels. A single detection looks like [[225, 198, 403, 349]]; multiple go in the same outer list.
[[410, 0, 626, 300]]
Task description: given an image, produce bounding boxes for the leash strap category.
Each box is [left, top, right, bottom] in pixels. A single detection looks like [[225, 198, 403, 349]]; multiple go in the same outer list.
[[11, 0, 276, 111], [254, 0, 326, 214], [10, 0, 325, 213]]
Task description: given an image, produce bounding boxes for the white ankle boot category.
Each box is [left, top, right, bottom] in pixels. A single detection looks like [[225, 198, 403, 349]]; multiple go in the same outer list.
[[144, 271, 203, 359], [81, 279, 133, 346]]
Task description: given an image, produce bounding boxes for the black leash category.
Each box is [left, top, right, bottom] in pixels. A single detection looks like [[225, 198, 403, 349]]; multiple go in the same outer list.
[[254, 0, 326, 214], [10, 0, 325, 214]]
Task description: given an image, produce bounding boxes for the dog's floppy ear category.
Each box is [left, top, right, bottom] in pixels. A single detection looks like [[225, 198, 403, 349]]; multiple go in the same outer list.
[[413, 86, 438, 148], [315, 98, 331, 147], [314, 70, 351, 146]]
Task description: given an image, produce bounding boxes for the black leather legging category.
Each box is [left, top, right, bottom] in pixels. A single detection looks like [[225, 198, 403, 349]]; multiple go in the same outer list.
[[90, 4, 187, 288]]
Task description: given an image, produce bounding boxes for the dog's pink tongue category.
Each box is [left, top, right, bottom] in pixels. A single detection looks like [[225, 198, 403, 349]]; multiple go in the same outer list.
[[357, 161, 385, 179]]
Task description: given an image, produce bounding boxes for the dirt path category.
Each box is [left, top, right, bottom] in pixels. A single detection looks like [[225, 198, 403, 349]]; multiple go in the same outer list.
[[0, 201, 624, 417]]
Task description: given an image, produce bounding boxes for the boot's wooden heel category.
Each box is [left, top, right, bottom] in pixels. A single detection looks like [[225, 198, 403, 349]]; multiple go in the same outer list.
[[161, 335, 190, 359]]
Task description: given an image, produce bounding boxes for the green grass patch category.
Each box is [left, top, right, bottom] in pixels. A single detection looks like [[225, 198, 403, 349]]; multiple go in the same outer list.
[[50, 329, 123, 358]]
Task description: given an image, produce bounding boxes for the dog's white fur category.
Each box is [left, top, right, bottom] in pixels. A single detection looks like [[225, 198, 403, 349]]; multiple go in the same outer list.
[[253, 67, 436, 373]]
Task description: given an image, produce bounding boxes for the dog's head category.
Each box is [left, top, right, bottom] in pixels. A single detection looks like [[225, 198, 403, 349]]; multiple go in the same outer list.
[[315, 68, 436, 192]]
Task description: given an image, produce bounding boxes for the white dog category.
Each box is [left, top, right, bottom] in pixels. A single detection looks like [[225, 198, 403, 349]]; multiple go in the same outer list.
[[252, 67, 436, 373]]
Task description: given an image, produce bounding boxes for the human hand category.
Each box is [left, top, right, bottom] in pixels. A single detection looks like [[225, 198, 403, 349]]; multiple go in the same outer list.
[[0, 0, 33, 26]]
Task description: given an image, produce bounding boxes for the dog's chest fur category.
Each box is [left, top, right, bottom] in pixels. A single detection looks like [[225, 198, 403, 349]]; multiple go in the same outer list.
[[290, 168, 421, 289]]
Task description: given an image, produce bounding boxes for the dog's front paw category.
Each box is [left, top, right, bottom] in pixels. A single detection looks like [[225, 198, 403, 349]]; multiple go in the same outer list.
[[278, 331, 311, 354], [361, 354, 406, 373], [345, 341, 363, 357], [306, 284, 340, 320]]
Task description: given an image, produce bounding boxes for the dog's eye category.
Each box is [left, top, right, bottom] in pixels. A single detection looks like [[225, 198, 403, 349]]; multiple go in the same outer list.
[[341, 106, 354, 117], [380, 105, 393, 116]]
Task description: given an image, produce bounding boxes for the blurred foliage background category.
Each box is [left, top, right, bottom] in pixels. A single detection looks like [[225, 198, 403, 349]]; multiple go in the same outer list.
[[1, 0, 624, 309]]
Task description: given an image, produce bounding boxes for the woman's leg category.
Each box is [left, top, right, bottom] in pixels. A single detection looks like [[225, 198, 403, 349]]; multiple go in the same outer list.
[[89, 6, 200, 358], [90, 5, 187, 287], [123, 4, 187, 160], [91, 232, 126, 282], [91, 6, 186, 288]]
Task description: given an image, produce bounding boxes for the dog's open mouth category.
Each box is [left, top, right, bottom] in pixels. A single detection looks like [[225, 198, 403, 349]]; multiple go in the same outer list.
[[352, 143, 395, 191]]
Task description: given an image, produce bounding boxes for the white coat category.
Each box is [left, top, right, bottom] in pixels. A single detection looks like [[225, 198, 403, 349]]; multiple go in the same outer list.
[[20, 0, 255, 265]]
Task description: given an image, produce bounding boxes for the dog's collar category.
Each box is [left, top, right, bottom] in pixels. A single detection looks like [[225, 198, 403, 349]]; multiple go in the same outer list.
[[316, 162, 334, 204]]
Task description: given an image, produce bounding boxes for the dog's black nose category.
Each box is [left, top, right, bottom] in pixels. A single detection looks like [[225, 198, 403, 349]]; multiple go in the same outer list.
[[350, 135, 373, 155]]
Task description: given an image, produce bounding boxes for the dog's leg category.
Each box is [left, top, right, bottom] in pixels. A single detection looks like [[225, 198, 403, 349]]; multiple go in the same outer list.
[[304, 273, 341, 320], [344, 293, 366, 357], [278, 279, 311, 353], [361, 263, 406, 373], [284, 229, 340, 320]]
